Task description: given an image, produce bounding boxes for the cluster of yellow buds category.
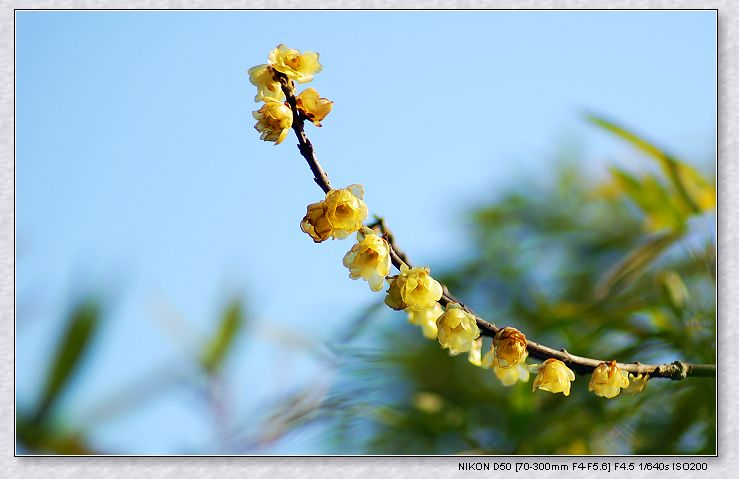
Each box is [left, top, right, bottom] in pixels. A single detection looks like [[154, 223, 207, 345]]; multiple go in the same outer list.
[[252, 45, 654, 401], [249, 44, 332, 145]]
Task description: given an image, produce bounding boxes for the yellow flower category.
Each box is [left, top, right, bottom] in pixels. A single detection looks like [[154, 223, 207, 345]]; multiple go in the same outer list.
[[494, 362, 531, 387], [300, 184, 368, 242], [436, 303, 480, 355], [252, 97, 292, 144], [468, 337, 483, 366], [268, 44, 322, 84], [342, 227, 391, 292], [624, 373, 649, 394], [532, 358, 576, 396], [588, 361, 630, 399], [493, 327, 527, 368], [384, 265, 443, 312], [407, 303, 443, 340], [247, 64, 284, 103], [296, 88, 333, 126]]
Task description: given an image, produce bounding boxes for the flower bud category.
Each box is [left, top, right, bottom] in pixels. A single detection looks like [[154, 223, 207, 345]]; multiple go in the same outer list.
[[624, 373, 649, 394], [300, 184, 368, 242], [296, 88, 333, 126], [407, 303, 443, 340], [269, 44, 322, 84], [493, 327, 527, 368], [384, 275, 405, 310], [436, 303, 480, 356], [248, 64, 284, 103], [532, 358, 576, 396], [342, 227, 391, 292], [252, 97, 292, 144]]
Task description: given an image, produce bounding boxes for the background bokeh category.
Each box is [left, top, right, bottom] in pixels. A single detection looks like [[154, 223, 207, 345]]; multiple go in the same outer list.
[[15, 10, 716, 454]]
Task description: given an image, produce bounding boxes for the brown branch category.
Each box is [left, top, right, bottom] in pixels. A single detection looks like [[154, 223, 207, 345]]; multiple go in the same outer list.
[[277, 74, 716, 382], [276, 72, 332, 193]]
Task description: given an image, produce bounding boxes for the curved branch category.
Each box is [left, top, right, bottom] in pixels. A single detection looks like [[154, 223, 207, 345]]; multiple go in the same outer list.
[[278, 76, 716, 382]]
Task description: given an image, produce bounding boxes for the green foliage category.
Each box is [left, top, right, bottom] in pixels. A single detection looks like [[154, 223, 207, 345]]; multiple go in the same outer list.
[[586, 113, 715, 230], [17, 298, 248, 454]]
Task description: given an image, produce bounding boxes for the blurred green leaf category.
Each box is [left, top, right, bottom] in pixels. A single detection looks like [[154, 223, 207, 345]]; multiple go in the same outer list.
[[35, 300, 101, 423], [586, 113, 714, 214], [657, 270, 690, 315], [607, 167, 688, 232], [200, 299, 244, 374], [595, 232, 680, 300]]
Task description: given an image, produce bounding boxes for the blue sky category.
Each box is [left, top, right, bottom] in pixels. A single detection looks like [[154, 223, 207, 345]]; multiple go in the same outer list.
[[15, 10, 716, 453]]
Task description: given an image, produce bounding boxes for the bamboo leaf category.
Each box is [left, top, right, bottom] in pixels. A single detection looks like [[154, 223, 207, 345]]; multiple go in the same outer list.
[[200, 299, 244, 374], [594, 232, 680, 300], [608, 167, 687, 232], [35, 300, 101, 422], [586, 113, 714, 214]]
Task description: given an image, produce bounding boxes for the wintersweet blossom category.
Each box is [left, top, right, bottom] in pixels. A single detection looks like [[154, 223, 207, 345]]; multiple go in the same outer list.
[[252, 97, 292, 144], [407, 303, 443, 340], [435, 303, 480, 356], [342, 227, 391, 292], [300, 184, 368, 242], [268, 44, 322, 83], [493, 327, 527, 368], [247, 64, 284, 102], [296, 88, 333, 126], [532, 358, 576, 396], [384, 265, 443, 312], [588, 361, 630, 399]]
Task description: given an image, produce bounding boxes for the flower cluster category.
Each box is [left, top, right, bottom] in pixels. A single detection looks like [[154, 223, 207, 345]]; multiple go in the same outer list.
[[251, 45, 663, 401], [301, 185, 368, 242], [249, 44, 331, 145]]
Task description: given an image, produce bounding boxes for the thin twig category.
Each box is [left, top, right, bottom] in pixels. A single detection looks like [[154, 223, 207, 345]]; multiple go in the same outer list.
[[278, 75, 716, 381]]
